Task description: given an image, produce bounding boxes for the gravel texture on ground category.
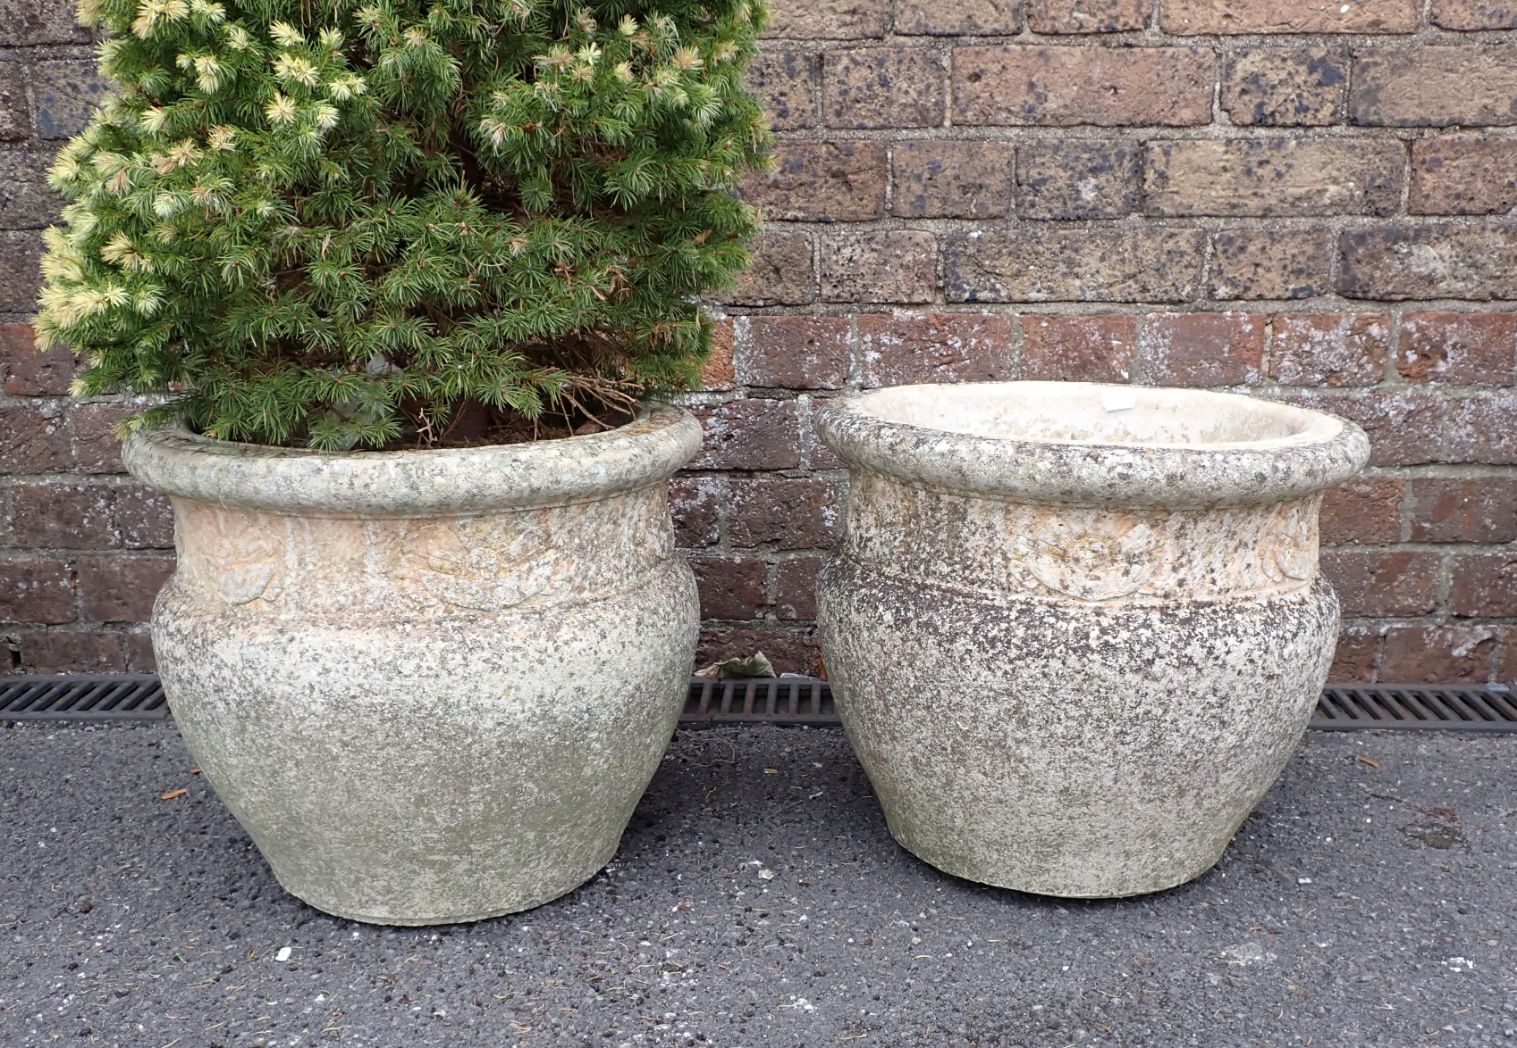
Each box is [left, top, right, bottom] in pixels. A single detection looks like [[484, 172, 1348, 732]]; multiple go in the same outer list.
[[2, 722, 1514, 1047]]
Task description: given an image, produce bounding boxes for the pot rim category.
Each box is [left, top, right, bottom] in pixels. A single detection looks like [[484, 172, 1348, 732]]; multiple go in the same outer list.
[[816, 381, 1371, 507], [123, 402, 702, 515]]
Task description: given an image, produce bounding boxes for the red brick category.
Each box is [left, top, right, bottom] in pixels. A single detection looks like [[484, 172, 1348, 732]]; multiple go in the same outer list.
[[1020, 315, 1136, 383], [1380, 626, 1498, 683], [1340, 224, 1517, 301], [1397, 312, 1516, 385], [893, 139, 1014, 220], [0, 559, 75, 624], [1352, 47, 1517, 127], [1222, 47, 1347, 127], [1269, 313, 1391, 387], [0, 64, 30, 141], [1, 403, 72, 474], [952, 46, 1213, 127], [727, 231, 816, 308], [1407, 477, 1517, 544], [68, 401, 137, 474], [820, 232, 936, 305], [126, 630, 157, 671], [1162, 0, 1418, 33], [1320, 476, 1404, 545], [0, 231, 42, 312], [1410, 135, 1517, 216], [2, 324, 74, 395], [745, 50, 821, 131], [1017, 140, 1139, 220], [15, 630, 126, 673], [856, 312, 1015, 387], [1448, 552, 1517, 617], [697, 624, 821, 676], [689, 399, 803, 471], [691, 555, 770, 620], [825, 48, 945, 129], [1278, 390, 1444, 467], [1144, 139, 1402, 218], [945, 227, 1208, 304], [1028, 0, 1147, 32], [10, 482, 118, 549], [698, 318, 736, 392], [898, 0, 1021, 33], [1447, 395, 1517, 464], [766, 0, 889, 38], [1138, 312, 1266, 387], [727, 475, 842, 549], [670, 475, 722, 547], [774, 555, 823, 621], [1500, 629, 1517, 683], [76, 554, 175, 623], [1210, 227, 1333, 301], [114, 484, 176, 549], [1328, 623, 1380, 682], [738, 316, 851, 390], [1431, 0, 1517, 28], [740, 141, 886, 222], [1321, 549, 1441, 617]]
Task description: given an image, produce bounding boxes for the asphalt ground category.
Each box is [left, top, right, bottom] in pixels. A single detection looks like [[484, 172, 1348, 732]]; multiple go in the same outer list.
[[3, 722, 1514, 1048]]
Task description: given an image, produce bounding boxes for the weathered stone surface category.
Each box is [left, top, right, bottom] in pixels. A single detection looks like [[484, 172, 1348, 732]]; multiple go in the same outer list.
[[1016, 140, 1138, 220], [1338, 224, 1517, 301], [122, 406, 703, 925], [0, 230, 43, 312], [898, 0, 1021, 34], [1222, 47, 1347, 126], [815, 382, 1367, 897], [32, 59, 111, 140], [1210, 227, 1333, 301], [945, 226, 1207, 303], [1447, 394, 1517, 464], [1352, 47, 1517, 126], [1162, 0, 1418, 33], [820, 231, 936, 304], [1020, 314, 1136, 382], [0, 62, 32, 141], [893, 139, 1014, 219], [766, 0, 889, 38], [1431, 0, 1517, 28], [1269, 313, 1392, 387], [745, 50, 821, 130], [1028, 0, 1148, 32], [1410, 135, 1517, 216], [1397, 312, 1517, 385], [1276, 389, 1444, 467], [0, 0, 86, 44], [825, 48, 945, 129], [0, 152, 60, 229], [740, 140, 886, 222], [856, 311, 1015, 386], [952, 46, 1213, 127], [1138, 312, 1266, 386], [724, 231, 815, 307], [1145, 139, 1403, 217]]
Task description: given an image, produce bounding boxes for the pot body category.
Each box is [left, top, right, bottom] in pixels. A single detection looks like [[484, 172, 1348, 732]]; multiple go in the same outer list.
[[126, 406, 701, 924], [816, 382, 1370, 898]]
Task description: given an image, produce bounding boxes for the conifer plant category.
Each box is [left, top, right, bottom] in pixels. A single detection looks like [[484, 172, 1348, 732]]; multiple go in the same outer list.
[[37, 0, 770, 450]]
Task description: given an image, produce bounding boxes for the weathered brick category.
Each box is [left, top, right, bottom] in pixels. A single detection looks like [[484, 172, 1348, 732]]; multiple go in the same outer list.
[[952, 46, 1213, 127], [1380, 626, 1498, 683], [126, 630, 156, 671], [1028, 0, 1148, 32], [1320, 549, 1441, 617], [1278, 390, 1444, 467], [32, 59, 111, 140], [10, 482, 117, 549], [1409, 135, 1517, 216], [1352, 47, 1517, 127], [689, 398, 803, 471], [68, 400, 136, 474], [15, 630, 126, 673], [698, 318, 735, 392], [773, 555, 823, 621], [76, 553, 174, 622], [0, 63, 31, 142], [1017, 140, 1139, 220], [726, 231, 815, 307], [0, 559, 75, 624], [857, 311, 1015, 387], [670, 474, 722, 547], [1329, 623, 1380, 682], [898, 0, 1020, 34], [0, 403, 72, 474], [893, 139, 1014, 219], [0, 230, 43, 312], [1339, 225, 1517, 301], [740, 141, 885, 222], [1501, 630, 1517, 683], [1162, 0, 1418, 33], [1431, 0, 1517, 28], [1138, 312, 1265, 386], [1222, 47, 1347, 127], [1270, 313, 1391, 387], [1407, 476, 1517, 543], [1210, 228, 1333, 301], [691, 555, 769, 619], [1145, 139, 1402, 217], [2, 324, 74, 396], [1020, 314, 1136, 382], [698, 624, 821, 676], [1448, 552, 1517, 617], [745, 51, 820, 131], [799, 397, 844, 471], [738, 315, 851, 389], [820, 231, 936, 304], [727, 476, 842, 549], [826, 48, 945, 129], [114, 484, 175, 549], [1320, 476, 1404, 545], [1398, 312, 1516, 385], [766, 0, 889, 38], [0, 152, 60, 230], [0, 0, 85, 44], [945, 227, 1207, 303], [1447, 395, 1517, 464]]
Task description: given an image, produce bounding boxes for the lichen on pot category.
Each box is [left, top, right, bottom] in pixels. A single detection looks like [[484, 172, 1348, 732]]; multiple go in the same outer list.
[[815, 381, 1371, 899]]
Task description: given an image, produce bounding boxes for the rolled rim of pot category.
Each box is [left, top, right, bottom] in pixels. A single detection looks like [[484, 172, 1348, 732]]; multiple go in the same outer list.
[[815, 382, 1371, 508], [122, 402, 702, 516]]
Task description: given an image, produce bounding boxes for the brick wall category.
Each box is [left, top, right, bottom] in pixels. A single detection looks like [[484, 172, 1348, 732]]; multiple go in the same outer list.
[[3, 0, 1516, 682]]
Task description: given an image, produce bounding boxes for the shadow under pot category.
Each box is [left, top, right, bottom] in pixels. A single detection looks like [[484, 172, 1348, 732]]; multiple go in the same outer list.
[[123, 404, 702, 925], [814, 382, 1370, 898]]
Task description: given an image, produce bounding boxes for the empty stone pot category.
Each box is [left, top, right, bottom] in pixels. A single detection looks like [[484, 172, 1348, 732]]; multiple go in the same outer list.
[[815, 382, 1370, 898], [124, 405, 701, 924]]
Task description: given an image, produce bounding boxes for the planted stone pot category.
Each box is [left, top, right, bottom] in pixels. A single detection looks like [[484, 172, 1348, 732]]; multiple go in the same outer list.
[[124, 405, 701, 925], [815, 382, 1370, 898]]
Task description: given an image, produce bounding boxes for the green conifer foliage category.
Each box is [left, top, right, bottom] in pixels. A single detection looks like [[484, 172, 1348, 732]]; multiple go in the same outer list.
[[36, 0, 770, 449]]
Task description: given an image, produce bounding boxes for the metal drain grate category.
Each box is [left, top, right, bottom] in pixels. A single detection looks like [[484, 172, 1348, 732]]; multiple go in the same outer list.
[[2, 674, 1514, 732]]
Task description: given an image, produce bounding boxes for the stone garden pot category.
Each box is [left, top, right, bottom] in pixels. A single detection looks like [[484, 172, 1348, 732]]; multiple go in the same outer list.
[[815, 382, 1370, 898], [124, 405, 701, 925]]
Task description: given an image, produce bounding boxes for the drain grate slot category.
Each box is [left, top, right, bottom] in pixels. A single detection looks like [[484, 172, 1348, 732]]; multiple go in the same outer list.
[[3, 674, 1514, 732]]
